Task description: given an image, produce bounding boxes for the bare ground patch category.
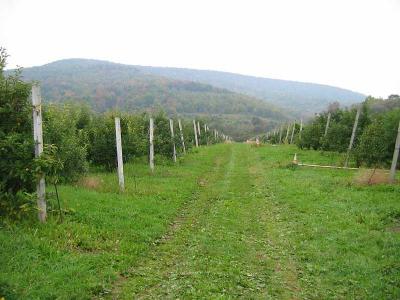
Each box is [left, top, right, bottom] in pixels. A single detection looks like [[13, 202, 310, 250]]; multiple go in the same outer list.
[[78, 176, 104, 190], [354, 169, 390, 185]]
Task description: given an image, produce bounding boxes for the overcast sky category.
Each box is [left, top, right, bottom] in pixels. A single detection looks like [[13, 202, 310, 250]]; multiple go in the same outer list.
[[1, 0, 399, 97]]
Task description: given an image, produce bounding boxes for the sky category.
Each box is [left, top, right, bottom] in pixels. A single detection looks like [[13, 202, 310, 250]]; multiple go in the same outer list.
[[1, 0, 399, 97]]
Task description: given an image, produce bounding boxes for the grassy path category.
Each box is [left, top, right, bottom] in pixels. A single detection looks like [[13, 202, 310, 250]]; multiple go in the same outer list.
[[111, 143, 301, 299]]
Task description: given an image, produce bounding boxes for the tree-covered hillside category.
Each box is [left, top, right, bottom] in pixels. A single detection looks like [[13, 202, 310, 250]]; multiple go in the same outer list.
[[15, 59, 289, 140], [137, 66, 365, 115]]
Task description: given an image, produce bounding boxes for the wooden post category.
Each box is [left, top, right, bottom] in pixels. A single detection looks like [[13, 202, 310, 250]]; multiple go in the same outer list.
[[345, 107, 361, 167], [115, 117, 125, 191], [32, 85, 46, 223], [197, 121, 201, 137], [193, 120, 199, 147], [149, 118, 154, 171], [299, 119, 303, 140], [324, 112, 331, 136], [178, 119, 186, 154], [204, 124, 208, 145], [290, 121, 296, 144], [389, 121, 400, 183], [279, 126, 283, 144], [169, 119, 177, 162], [285, 123, 290, 143]]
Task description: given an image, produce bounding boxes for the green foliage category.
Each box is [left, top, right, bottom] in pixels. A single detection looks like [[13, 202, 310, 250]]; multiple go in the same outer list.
[[120, 113, 148, 161], [355, 109, 400, 167], [85, 110, 212, 169], [154, 112, 174, 159], [355, 118, 387, 167], [0, 49, 61, 217], [43, 104, 89, 182], [298, 121, 324, 150], [320, 108, 362, 152], [86, 113, 116, 169], [0, 48, 35, 217], [293, 99, 399, 166]]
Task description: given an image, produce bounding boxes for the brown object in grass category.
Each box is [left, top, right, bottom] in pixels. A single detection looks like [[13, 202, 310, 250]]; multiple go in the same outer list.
[[79, 176, 103, 190], [354, 169, 390, 185]]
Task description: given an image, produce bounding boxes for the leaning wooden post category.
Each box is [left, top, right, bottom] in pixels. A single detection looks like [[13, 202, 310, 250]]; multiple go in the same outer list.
[[324, 112, 331, 137], [290, 121, 296, 144], [32, 85, 46, 223], [389, 121, 400, 183], [197, 121, 201, 137], [149, 118, 155, 171], [204, 124, 209, 145], [345, 107, 361, 167], [299, 119, 303, 140], [285, 123, 290, 143], [169, 119, 177, 163], [178, 119, 186, 154], [193, 120, 199, 147], [115, 117, 125, 191]]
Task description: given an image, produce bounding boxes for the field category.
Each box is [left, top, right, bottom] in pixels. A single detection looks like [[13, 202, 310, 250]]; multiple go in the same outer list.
[[1, 143, 399, 299]]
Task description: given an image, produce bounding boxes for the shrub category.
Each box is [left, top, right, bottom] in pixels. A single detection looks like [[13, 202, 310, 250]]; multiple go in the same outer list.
[[43, 104, 89, 182], [0, 48, 59, 217]]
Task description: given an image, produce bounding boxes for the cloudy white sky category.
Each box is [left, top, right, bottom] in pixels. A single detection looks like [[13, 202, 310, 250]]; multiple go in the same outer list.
[[1, 0, 399, 97]]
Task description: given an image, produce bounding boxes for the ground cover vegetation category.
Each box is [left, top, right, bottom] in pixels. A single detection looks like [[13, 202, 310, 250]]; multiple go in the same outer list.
[[1, 144, 399, 299]]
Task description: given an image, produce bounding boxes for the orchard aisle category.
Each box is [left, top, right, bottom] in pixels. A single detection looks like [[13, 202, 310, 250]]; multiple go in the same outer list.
[[110, 143, 301, 299], [2, 143, 398, 299]]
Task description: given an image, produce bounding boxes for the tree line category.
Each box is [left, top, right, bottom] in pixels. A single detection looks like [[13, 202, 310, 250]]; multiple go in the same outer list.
[[266, 97, 400, 168]]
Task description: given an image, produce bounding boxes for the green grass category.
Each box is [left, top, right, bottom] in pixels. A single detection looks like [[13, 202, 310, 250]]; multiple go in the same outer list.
[[257, 145, 400, 299], [1, 143, 399, 299]]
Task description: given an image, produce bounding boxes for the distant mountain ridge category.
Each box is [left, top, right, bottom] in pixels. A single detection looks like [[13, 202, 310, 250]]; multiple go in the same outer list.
[[136, 65, 366, 115], [14, 59, 290, 140]]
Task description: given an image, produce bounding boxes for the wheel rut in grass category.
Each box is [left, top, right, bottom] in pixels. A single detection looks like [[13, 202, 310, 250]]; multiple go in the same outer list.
[[106, 146, 233, 299], [110, 144, 301, 299]]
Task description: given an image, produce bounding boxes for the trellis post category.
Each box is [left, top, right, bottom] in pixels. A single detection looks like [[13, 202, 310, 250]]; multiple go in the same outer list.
[[32, 85, 46, 223], [324, 112, 331, 136], [169, 119, 177, 163], [149, 118, 155, 171], [389, 121, 400, 183], [290, 121, 296, 144], [178, 119, 186, 154], [345, 107, 361, 167], [285, 123, 290, 143], [193, 120, 199, 147], [115, 117, 125, 191], [197, 121, 201, 138], [299, 119, 303, 140]]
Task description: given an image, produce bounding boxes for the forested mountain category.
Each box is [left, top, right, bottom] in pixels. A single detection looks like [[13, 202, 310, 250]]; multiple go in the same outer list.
[[15, 59, 290, 140], [137, 66, 365, 115]]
